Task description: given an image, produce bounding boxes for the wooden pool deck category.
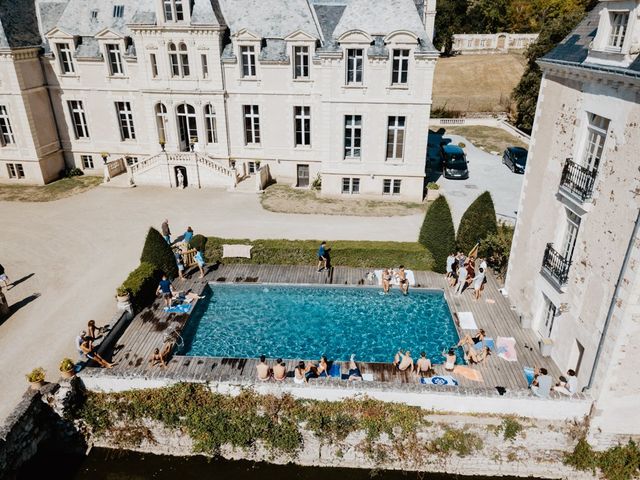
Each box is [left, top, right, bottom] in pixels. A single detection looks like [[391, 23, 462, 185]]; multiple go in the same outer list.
[[83, 264, 563, 395]]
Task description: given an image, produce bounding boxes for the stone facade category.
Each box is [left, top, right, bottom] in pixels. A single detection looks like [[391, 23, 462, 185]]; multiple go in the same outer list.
[[505, 0, 640, 447], [0, 0, 438, 201], [452, 33, 538, 55]]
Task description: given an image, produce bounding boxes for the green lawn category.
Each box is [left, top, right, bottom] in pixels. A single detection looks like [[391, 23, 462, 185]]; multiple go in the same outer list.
[[0, 176, 102, 202], [205, 237, 434, 271]]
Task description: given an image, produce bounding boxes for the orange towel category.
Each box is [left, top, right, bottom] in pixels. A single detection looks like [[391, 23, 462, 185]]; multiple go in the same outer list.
[[453, 365, 484, 382]]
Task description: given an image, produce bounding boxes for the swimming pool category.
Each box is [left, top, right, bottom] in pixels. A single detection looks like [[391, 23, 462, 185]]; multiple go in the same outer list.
[[181, 284, 460, 363]]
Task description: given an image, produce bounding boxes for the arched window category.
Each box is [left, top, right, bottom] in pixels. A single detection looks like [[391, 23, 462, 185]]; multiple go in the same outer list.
[[163, 0, 185, 22], [155, 103, 168, 143], [176, 103, 198, 151], [168, 42, 179, 77], [204, 104, 217, 144], [179, 42, 190, 77]]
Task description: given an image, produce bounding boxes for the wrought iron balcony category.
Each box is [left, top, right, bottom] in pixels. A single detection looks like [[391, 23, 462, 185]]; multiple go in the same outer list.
[[560, 158, 597, 201], [541, 243, 571, 287]]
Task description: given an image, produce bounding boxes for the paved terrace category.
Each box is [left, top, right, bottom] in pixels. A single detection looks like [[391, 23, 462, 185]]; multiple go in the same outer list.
[[81, 264, 570, 398]]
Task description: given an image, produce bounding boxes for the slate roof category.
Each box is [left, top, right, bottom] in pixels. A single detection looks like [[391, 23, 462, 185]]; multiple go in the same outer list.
[[0, 0, 43, 49], [542, 2, 640, 78]]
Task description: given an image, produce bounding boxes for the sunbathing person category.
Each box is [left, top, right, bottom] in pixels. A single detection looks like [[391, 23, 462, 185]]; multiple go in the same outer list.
[[414, 352, 432, 377], [442, 348, 457, 371], [304, 362, 319, 382], [393, 350, 414, 371], [294, 361, 306, 384], [150, 348, 167, 367], [348, 354, 363, 381], [456, 329, 486, 348], [256, 354, 271, 381], [466, 346, 491, 364], [317, 355, 329, 376], [80, 337, 114, 368], [273, 359, 287, 381], [176, 290, 205, 303], [396, 265, 409, 295], [150, 340, 175, 367], [382, 269, 393, 294]]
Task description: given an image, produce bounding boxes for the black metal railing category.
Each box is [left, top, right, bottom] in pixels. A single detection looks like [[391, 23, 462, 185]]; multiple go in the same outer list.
[[541, 243, 571, 286], [560, 158, 597, 201]]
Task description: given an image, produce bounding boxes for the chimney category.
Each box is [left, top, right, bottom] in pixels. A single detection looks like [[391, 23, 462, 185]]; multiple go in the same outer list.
[[424, 0, 436, 43]]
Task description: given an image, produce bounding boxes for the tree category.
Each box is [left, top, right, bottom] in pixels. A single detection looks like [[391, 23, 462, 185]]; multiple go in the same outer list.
[[140, 227, 178, 278], [419, 196, 456, 273], [433, 0, 469, 55], [467, 0, 510, 33], [479, 223, 515, 279], [456, 191, 498, 255]]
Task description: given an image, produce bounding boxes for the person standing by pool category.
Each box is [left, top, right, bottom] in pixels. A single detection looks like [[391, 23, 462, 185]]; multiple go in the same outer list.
[[456, 263, 468, 294], [161, 219, 171, 244], [175, 251, 185, 280], [382, 268, 393, 294], [256, 355, 271, 381], [317, 241, 328, 272], [397, 266, 409, 295], [473, 267, 486, 300], [183, 226, 194, 244], [446, 253, 455, 280], [156, 274, 175, 307], [273, 359, 287, 381], [194, 250, 206, 279]]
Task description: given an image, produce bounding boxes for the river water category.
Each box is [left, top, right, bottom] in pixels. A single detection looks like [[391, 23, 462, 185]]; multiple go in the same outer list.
[[18, 447, 539, 480]]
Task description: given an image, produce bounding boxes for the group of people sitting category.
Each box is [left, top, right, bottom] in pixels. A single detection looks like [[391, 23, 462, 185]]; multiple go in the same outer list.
[[446, 252, 487, 300], [381, 265, 410, 295], [530, 367, 579, 398], [456, 329, 492, 365], [75, 319, 115, 369], [255, 354, 363, 383]]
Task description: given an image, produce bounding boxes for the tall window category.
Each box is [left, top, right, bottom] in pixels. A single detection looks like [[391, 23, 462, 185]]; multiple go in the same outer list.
[[243, 105, 260, 144], [386, 116, 406, 160], [542, 297, 557, 338], [68, 101, 89, 139], [168, 43, 180, 77], [391, 49, 409, 84], [346, 49, 363, 84], [344, 115, 362, 158], [179, 43, 190, 77], [163, 0, 173, 21], [608, 12, 629, 49], [6, 163, 24, 179], [176, 103, 197, 148], [115, 101, 136, 140], [0, 105, 15, 145], [163, 0, 184, 21], [241, 46, 256, 78], [57, 43, 75, 74], [293, 46, 309, 79], [81, 155, 95, 169], [341, 177, 360, 194], [155, 103, 168, 143], [583, 113, 609, 171], [562, 210, 581, 262], [150, 53, 158, 78], [174, 0, 184, 20], [294, 106, 311, 147], [383, 179, 402, 195], [106, 44, 124, 75], [204, 104, 217, 143], [201, 54, 209, 78]]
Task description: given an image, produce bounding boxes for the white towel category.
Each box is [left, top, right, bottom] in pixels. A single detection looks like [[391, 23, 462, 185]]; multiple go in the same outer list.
[[373, 269, 416, 286], [458, 311, 478, 330], [362, 373, 374, 381], [222, 244, 253, 258]]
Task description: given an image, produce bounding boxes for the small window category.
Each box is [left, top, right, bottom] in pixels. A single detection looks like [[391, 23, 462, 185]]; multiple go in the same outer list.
[[392, 179, 401, 195], [6, 163, 25, 179], [0, 105, 16, 145], [248, 161, 257, 174], [125, 156, 139, 166], [341, 177, 360, 194], [113, 5, 124, 18], [91, 9, 98, 21], [81, 155, 94, 169], [382, 179, 401, 195], [150, 53, 158, 78], [608, 11, 629, 50]]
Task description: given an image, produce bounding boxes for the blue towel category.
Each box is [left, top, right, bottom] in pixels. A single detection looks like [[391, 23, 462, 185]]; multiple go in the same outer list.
[[328, 363, 341, 378], [164, 303, 191, 313], [475, 337, 495, 350], [421, 375, 459, 386], [523, 366, 535, 385]]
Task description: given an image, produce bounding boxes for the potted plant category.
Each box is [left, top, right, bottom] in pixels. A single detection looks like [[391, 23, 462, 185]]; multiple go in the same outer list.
[[26, 367, 45, 390], [59, 358, 75, 379], [426, 182, 441, 201], [116, 286, 130, 303]]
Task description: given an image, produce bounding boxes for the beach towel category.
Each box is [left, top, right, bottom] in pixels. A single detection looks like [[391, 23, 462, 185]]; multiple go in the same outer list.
[[373, 270, 416, 287], [223, 244, 253, 258], [328, 363, 341, 378], [496, 337, 518, 362], [457, 312, 478, 330], [453, 365, 484, 382], [474, 337, 495, 350], [362, 373, 374, 381], [163, 304, 191, 313], [523, 366, 535, 385], [421, 375, 459, 386]]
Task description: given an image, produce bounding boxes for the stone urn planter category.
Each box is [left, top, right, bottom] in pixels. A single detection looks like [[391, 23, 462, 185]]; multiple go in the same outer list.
[[116, 288, 132, 313], [59, 358, 75, 379], [426, 183, 441, 201], [26, 367, 45, 390]]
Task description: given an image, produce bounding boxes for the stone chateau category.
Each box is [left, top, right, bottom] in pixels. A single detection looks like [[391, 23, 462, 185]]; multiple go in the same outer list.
[[0, 0, 438, 201]]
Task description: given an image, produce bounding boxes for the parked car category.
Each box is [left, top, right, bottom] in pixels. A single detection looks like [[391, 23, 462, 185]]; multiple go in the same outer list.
[[440, 144, 469, 180], [503, 146, 528, 174]]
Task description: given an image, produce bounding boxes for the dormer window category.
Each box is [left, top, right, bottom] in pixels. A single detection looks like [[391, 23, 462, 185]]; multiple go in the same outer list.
[[608, 11, 629, 50], [113, 5, 124, 18], [106, 44, 124, 76], [163, 0, 184, 22], [240, 46, 256, 78], [57, 43, 75, 74], [293, 46, 309, 79]]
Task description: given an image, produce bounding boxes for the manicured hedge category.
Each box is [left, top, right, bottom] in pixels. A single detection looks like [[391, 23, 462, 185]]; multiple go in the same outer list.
[[456, 191, 498, 255], [120, 262, 163, 308], [418, 196, 456, 273], [205, 237, 434, 271], [140, 227, 178, 278]]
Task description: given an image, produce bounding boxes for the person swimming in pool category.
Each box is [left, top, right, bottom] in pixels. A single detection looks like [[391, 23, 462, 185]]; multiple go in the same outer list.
[[348, 354, 363, 381]]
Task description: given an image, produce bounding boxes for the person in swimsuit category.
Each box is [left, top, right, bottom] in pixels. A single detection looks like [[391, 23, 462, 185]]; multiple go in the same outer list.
[[304, 362, 318, 382], [294, 361, 306, 384], [80, 337, 114, 368], [348, 354, 362, 381], [382, 268, 393, 294], [150, 348, 167, 367], [443, 348, 456, 371], [456, 329, 486, 348], [397, 265, 409, 295], [393, 350, 414, 371], [414, 352, 432, 377], [86, 320, 103, 341], [317, 355, 329, 376], [466, 346, 491, 364], [273, 359, 287, 381], [194, 250, 206, 279], [256, 354, 271, 381]]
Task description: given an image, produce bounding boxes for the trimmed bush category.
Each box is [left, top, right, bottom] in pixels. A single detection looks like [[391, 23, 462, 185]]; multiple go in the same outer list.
[[189, 234, 208, 253], [120, 262, 162, 308], [204, 238, 434, 271], [140, 227, 178, 278], [456, 191, 498, 255], [480, 222, 514, 279], [418, 196, 456, 273]]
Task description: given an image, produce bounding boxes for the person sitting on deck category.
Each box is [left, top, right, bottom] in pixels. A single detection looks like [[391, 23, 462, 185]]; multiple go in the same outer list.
[[75, 330, 86, 357], [304, 362, 319, 382], [414, 352, 432, 377], [443, 348, 457, 371], [382, 268, 393, 294], [553, 369, 578, 396], [465, 346, 491, 365], [273, 358, 287, 382], [396, 266, 409, 295], [256, 354, 271, 381], [531, 367, 553, 398], [348, 354, 363, 381], [317, 355, 329, 376], [156, 275, 176, 307], [456, 329, 486, 348], [393, 350, 414, 371], [294, 361, 306, 384], [150, 340, 174, 367], [80, 337, 114, 368], [86, 320, 104, 341]]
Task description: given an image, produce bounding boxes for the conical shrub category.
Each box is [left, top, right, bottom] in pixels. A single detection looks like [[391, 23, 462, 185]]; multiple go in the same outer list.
[[419, 195, 456, 273], [456, 191, 498, 255], [140, 227, 178, 278]]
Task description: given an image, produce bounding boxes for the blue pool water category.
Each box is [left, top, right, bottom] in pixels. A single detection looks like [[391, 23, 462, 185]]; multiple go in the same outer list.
[[181, 284, 461, 363]]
